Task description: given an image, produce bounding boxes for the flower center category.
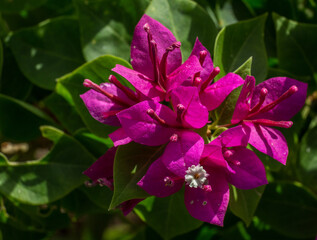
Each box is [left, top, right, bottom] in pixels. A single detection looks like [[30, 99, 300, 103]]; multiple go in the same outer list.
[[185, 164, 209, 188]]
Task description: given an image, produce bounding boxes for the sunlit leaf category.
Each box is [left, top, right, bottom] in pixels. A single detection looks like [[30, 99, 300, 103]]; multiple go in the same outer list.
[[214, 14, 267, 82], [7, 17, 85, 90], [0, 126, 95, 205]]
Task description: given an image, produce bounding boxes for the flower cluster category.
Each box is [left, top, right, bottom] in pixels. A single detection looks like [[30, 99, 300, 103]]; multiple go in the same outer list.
[[81, 15, 307, 226]]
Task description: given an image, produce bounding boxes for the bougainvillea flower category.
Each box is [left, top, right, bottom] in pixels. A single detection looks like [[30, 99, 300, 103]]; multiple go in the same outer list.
[[200, 126, 268, 190], [137, 134, 230, 226], [112, 14, 203, 101], [137, 138, 226, 225], [83, 147, 143, 215], [116, 86, 208, 146], [231, 76, 307, 164], [138, 126, 267, 225], [80, 75, 140, 126], [188, 38, 245, 111]]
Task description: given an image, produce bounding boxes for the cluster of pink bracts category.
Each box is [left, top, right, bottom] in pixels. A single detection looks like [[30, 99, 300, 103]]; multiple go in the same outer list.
[[81, 15, 307, 226]]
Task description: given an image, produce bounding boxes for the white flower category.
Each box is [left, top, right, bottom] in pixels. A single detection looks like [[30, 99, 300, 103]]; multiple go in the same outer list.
[[184, 164, 209, 188]]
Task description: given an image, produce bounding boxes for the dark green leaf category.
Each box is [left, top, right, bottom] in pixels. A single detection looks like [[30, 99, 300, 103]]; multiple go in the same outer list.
[[74, 128, 113, 159], [0, 222, 47, 240], [59, 186, 110, 216], [7, 17, 85, 90], [0, 94, 53, 141], [0, 126, 95, 205], [214, 14, 268, 82], [135, 189, 202, 240], [0, 40, 3, 79], [0, 46, 33, 100], [256, 182, 317, 238], [299, 126, 317, 193], [79, 185, 112, 211], [56, 55, 132, 137], [146, 0, 218, 59], [110, 142, 165, 209], [0, 0, 47, 13], [274, 13, 317, 88], [74, 0, 149, 62], [2, 196, 69, 232], [43, 92, 85, 134], [229, 185, 265, 226]]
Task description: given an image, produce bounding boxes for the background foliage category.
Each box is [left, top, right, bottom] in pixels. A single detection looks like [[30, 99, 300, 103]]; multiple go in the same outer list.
[[0, 0, 317, 239]]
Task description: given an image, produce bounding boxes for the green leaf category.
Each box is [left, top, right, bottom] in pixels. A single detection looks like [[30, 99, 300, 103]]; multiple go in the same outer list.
[[0, 222, 47, 240], [273, 13, 317, 86], [0, 126, 95, 205], [229, 185, 265, 226], [43, 92, 85, 134], [0, 47, 33, 100], [110, 142, 165, 209], [74, 0, 149, 62], [135, 189, 202, 240], [79, 185, 113, 211], [56, 55, 132, 137], [7, 16, 85, 90], [213, 57, 252, 125], [0, 0, 47, 13], [0, 94, 53, 141], [146, 0, 218, 59], [59, 186, 110, 216], [233, 56, 252, 79], [74, 128, 113, 158], [299, 126, 317, 193], [2, 196, 69, 232], [256, 182, 317, 238], [0, 40, 3, 79], [214, 14, 268, 82]]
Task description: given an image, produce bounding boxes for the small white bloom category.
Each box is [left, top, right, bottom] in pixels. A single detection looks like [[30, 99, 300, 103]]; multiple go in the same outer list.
[[184, 164, 209, 188]]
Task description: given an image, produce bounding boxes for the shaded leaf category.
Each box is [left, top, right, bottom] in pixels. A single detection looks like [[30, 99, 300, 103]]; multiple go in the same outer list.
[[0, 94, 53, 141], [274, 13, 317, 88], [146, 0, 218, 59], [299, 126, 317, 193], [43, 92, 85, 134], [59, 186, 110, 217], [74, 128, 113, 158], [135, 189, 202, 240], [110, 142, 165, 209], [256, 182, 317, 238], [0, 47, 33, 100], [0, 0, 47, 13], [0, 126, 95, 205], [74, 0, 149, 61], [229, 185, 265, 226], [2, 196, 69, 232], [7, 17, 85, 90], [214, 14, 267, 82], [79, 185, 113, 211]]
